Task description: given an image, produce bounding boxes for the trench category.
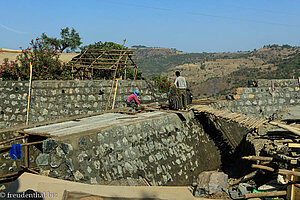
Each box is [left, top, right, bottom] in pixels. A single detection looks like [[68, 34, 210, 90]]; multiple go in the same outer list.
[[194, 112, 256, 179], [1, 110, 259, 190]]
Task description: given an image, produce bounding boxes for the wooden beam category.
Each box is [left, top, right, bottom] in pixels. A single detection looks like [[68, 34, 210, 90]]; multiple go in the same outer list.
[[251, 164, 275, 172], [229, 170, 258, 186], [25, 135, 29, 168], [244, 191, 286, 199], [0, 135, 27, 145], [242, 156, 273, 161], [112, 79, 119, 110], [18, 130, 55, 138], [278, 169, 300, 177], [270, 121, 300, 136], [0, 140, 44, 151], [289, 143, 300, 148]]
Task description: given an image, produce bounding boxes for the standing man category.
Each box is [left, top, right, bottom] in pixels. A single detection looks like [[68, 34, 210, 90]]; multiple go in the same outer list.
[[174, 71, 187, 110]]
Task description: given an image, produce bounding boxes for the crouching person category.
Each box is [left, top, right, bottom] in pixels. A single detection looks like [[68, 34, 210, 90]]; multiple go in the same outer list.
[[126, 90, 144, 109]]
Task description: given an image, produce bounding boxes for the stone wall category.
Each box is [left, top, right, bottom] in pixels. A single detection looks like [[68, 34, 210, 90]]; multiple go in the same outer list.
[[210, 79, 299, 118], [37, 111, 221, 186], [0, 80, 167, 130]]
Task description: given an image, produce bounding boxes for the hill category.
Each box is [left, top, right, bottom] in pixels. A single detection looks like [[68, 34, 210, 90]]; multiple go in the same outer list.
[[1, 45, 299, 98], [133, 45, 300, 98]]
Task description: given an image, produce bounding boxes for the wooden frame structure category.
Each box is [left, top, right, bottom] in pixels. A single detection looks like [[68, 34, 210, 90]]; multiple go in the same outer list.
[[69, 49, 138, 80], [0, 130, 54, 180]]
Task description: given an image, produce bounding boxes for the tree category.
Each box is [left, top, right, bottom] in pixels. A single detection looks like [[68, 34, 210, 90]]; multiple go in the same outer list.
[[0, 38, 72, 80], [80, 41, 127, 51], [41, 27, 82, 52]]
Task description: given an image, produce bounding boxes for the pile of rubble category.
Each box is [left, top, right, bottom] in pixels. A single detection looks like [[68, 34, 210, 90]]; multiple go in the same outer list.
[[193, 106, 300, 199]]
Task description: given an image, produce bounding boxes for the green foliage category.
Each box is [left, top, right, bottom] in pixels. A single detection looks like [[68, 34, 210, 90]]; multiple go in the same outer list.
[[150, 74, 178, 94], [41, 27, 82, 52], [80, 41, 127, 51], [0, 38, 72, 80]]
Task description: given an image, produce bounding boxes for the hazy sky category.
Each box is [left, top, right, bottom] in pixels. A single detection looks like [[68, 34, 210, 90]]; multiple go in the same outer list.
[[1, 0, 300, 53]]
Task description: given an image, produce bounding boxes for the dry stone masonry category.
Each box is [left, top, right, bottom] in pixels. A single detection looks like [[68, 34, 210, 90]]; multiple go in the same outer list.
[[0, 80, 167, 130], [211, 79, 299, 118], [37, 112, 221, 186]]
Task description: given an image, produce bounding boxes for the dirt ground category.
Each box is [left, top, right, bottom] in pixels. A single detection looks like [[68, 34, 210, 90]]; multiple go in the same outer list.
[[0, 48, 79, 63]]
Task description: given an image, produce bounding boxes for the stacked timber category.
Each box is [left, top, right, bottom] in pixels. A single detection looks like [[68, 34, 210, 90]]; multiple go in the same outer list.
[[238, 120, 300, 199], [191, 105, 268, 129]]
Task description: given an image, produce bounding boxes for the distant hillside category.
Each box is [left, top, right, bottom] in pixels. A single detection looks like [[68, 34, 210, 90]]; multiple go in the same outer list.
[[133, 44, 300, 98]]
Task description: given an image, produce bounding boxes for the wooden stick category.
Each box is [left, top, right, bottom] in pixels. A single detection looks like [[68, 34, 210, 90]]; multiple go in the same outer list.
[[288, 143, 300, 148], [18, 130, 54, 138], [26, 62, 33, 126], [291, 168, 295, 200], [251, 164, 275, 172], [269, 121, 300, 136], [0, 171, 20, 179], [24, 62, 32, 168], [20, 165, 40, 174], [244, 190, 286, 198], [274, 139, 294, 143], [105, 78, 116, 111], [25, 135, 29, 168], [0, 135, 26, 145], [242, 156, 273, 161], [0, 140, 43, 150], [111, 78, 119, 110], [278, 169, 300, 177], [230, 170, 258, 186]]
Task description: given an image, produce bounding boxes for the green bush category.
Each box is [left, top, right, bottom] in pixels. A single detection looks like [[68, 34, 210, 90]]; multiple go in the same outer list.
[[0, 38, 72, 80], [150, 74, 179, 95]]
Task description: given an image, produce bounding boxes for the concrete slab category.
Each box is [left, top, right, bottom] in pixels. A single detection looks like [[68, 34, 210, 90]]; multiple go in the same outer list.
[[5, 173, 197, 200], [24, 111, 167, 137]]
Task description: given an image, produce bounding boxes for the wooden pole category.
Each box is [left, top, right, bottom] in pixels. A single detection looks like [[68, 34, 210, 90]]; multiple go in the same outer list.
[[230, 170, 258, 186], [26, 62, 33, 126], [112, 79, 119, 110], [291, 168, 295, 200], [242, 156, 273, 161], [244, 191, 286, 199], [251, 164, 275, 172], [278, 169, 300, 177], [0, 135, 26, 145], [105, 69, 118, 111], [25, 62, 32, 169], [0, 140, 43, 151], [269, 121, 300, 136], [25, 135, 29, 168]]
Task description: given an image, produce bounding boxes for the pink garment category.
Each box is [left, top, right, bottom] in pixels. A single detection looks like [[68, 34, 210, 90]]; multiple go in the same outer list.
[[127, 94, 140, 105]]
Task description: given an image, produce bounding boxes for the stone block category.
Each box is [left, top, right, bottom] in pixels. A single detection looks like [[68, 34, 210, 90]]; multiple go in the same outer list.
[[248, 94, 255, 99], [197, 171, 228, 195], [43, 139, 58, 153], [36, 154, 49, 166], [233, 95, 240, 99], [236, 88, 243, 94]]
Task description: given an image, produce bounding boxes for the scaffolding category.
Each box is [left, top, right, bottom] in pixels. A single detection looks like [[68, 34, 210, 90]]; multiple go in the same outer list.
[[69, 49, 138, 80]]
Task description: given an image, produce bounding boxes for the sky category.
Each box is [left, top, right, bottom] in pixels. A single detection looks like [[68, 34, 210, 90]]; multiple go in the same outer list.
[[1, 0, 300, 53]]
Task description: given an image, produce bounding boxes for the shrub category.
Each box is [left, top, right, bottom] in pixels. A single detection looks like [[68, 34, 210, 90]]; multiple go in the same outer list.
[[0, 38, 72, 80], [150, 74, 179, 95]]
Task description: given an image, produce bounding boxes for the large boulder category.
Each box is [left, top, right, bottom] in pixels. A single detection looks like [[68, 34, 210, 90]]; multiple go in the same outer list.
[[196, 171, 228, 195]]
